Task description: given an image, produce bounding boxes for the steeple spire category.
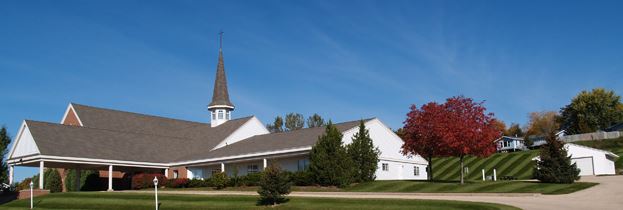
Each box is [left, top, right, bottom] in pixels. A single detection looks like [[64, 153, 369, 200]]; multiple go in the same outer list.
[[208, 31, 234, 127]]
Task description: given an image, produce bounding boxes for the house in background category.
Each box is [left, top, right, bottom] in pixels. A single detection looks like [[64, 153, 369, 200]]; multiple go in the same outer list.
[[495, 136, 527, 152], [6, 43, 428, 192]]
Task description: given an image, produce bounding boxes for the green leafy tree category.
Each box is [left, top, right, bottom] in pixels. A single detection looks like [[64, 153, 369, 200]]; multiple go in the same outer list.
[[306, 114, 325, 128], [506, 123, 524, 137], [560, 88, 623, 134], [0, 127, 11, 184], [285, 113, 304, 131], [258, 164, 291, 206], [309, 122, 353, 187], [44, 169, 63, 193], [346, 121, 380, 182], [267, 116, 284, 133], [534, 132, 580, 183]]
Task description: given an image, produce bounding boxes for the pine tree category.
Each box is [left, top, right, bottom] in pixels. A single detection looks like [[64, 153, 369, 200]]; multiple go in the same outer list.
[[44, 169, 63, 193], [534, 132, 580, 183], [309, 122, 353, 187], [267, 116, 284, 133], [306, 114, 325, 128], [347, 121, 380, 182], [0, 127, 11, 184], [285, 113, 304, 131], [258, 164, 291, 206]]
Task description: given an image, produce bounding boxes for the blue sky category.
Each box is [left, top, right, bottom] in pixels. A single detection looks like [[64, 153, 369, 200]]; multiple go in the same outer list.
[[1, 0, 622, 182]]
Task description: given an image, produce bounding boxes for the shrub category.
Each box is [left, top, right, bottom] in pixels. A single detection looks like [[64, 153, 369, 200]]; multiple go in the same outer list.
[[309, 123, 353, 187], [188, 178, 209, 188], [131, 174, 167, 189], [240, 172, 262, 186], [64, 169, 98, 191], [210, 172, 229, 190], [166, 178, 190, 188], [289, 170, 313, 186], [44, 169, 62, 193], [16, 178, 33, 191], [258, 164, 291, 206]]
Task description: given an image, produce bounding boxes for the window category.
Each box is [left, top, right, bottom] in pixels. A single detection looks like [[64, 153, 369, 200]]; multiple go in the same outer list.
[[226, 111, 231, 120], [382, 163, 389, 171], [173, 170, 179, 179], [212, 112, 216, 120], [297, 159, 309, 171], [218, 110, 224, 119], [413, 166, 419, 176], [247, 165, 259, 174]]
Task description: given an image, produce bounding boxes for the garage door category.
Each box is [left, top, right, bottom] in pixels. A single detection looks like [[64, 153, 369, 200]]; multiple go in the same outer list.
[[572, 157, 594, 176]]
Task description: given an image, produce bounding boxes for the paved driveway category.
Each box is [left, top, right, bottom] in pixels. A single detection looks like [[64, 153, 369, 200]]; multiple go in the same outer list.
[[122, 175, 623, 210]]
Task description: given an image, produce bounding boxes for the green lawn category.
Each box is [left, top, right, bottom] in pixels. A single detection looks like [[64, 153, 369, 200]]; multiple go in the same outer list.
[[148, 180, 596, 195], [431, 150, 539, 181], [0, 192, 519, 210], [573, 137, 623, 173], [346, 180, 597, 194]]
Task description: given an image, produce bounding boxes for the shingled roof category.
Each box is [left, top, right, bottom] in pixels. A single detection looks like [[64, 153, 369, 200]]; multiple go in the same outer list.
[[208, 49, 234, 108], [175, 119, 372, 162]]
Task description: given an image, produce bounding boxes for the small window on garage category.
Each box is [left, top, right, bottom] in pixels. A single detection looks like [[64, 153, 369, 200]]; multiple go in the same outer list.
[[382, 163, 389, 171], [413, 166, 419, 176]]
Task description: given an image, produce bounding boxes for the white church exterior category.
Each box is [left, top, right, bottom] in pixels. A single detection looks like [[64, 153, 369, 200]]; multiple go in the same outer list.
[[6, 43, 427, 191]]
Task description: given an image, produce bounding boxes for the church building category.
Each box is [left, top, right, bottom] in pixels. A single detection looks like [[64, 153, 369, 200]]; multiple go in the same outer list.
[[7, 41, 428, 191]]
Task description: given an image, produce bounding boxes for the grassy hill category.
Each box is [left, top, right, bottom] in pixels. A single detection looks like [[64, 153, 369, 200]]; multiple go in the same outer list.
[[573, 137, 623, 174], [431, 150, 539, 181]]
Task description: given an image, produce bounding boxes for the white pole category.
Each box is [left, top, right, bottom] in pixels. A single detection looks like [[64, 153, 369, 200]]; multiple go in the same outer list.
[[38, 161, 44, 190], [107, 165, 113, 191], [164, 168, 169, 178], [263, 159, 267, 170], [30, 181, 33, 209], [153, 177, 159, 210], [493, 169, 497, 181], [220, 162, 225, 173], [9, 165, 14, 185], [482, 169, 485, 181]]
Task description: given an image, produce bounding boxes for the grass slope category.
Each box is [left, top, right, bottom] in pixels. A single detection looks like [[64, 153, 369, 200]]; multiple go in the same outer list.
[[573, 137, 623, 173], [0, 192, 520, 210], [431, 150, 539, 181], [346, 180, 596, 194]]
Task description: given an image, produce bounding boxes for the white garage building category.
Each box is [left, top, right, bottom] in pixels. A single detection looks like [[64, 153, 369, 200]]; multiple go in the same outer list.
[[566, 143, 618, 176]]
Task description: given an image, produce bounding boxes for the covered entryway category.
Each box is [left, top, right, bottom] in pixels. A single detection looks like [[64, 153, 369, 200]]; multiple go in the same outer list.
[[572, 157, 595, 176]]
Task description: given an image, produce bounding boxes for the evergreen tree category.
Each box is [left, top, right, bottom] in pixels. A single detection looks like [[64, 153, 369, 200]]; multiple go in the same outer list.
[[0, 127, 11, 184], [64, 169, 98, 191], [44, 169, 63, 193], [267, 116, 284, 133], [285, 113, 304, 131], [534, 132, 580, 183], [309, 122, 353, 187], [346, 121, 380, 182], [306, 114, 325, 128], [258, 164, 291, 206]]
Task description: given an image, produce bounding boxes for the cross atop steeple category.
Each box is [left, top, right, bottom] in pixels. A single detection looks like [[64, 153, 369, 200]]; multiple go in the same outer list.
[[218, 30, 224, 50]]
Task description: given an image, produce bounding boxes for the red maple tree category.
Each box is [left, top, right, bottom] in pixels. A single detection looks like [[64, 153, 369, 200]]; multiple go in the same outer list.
[[402, 96, 500, 184], [401, 102, 449, 181]]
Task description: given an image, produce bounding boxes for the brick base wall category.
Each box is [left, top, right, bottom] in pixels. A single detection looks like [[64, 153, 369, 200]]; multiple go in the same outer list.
[[17, 189, 50, 200]]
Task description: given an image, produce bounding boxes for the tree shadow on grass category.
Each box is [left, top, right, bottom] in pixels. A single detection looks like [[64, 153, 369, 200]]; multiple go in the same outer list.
[[256, 198, 290, 206]]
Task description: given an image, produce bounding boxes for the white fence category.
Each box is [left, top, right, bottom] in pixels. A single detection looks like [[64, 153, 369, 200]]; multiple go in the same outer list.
[[562, 131, 622, 142]]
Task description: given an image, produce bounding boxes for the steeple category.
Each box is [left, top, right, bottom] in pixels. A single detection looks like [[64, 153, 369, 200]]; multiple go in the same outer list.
[[208, 31, 234, 127]]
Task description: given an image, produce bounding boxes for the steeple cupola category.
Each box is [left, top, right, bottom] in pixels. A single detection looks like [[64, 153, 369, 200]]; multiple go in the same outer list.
[[208, 32, 234, 127]]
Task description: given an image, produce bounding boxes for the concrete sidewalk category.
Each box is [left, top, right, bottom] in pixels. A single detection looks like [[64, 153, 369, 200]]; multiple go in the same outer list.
[[116, 175, 623, 210]]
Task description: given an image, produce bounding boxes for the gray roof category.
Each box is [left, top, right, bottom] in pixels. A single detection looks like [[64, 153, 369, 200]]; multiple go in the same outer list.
[[208, 49, 234, 108], [21, 103, 371, 164], [183, 119, 371, 161]]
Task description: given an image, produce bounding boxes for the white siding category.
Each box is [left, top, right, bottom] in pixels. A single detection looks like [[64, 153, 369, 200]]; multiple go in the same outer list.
[[212, 116, 270, 150], [342, 118, 428, 180], [566, 144, 617, 175], [9, 123, 40, 159]]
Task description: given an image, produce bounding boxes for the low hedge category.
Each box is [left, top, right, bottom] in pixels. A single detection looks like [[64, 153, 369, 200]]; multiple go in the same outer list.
[[131, 174, 167, 190]]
